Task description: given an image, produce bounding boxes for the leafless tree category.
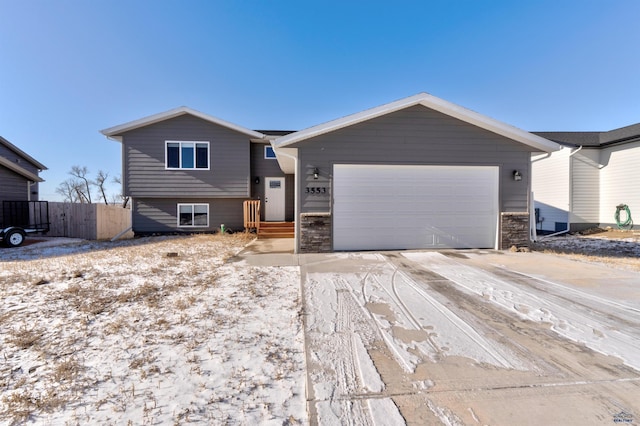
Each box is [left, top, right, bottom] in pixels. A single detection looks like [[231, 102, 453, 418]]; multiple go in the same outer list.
[[69, 165, 92, 203], [94, 170, 109, 205], [55, 179, 81, 203], [112, 175, 130, 208], [56, 167, 126, 205]]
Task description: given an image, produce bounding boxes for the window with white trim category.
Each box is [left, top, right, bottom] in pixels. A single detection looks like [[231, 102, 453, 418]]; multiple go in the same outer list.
[[166, 141, 209, 169], [264, 145, 276, 159], [177, 203, 209, 227]]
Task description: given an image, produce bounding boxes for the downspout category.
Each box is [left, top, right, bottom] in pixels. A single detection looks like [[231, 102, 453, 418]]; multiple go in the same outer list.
[[569, 145, 583, 157], [531, 152, 552, 163], [274, 148, 299, 254], [539, 145, 583, 238]]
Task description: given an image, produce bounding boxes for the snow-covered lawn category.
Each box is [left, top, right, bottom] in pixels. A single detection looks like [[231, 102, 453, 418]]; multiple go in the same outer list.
[[0, 235, 306, 425], [534, 229, 640, 271]]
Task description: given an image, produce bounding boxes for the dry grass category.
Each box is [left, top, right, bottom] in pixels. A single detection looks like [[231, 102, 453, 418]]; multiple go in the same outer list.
[[6, 325, 43, 350], [0, 233, 305, 425], [533, 228, 640, 271]]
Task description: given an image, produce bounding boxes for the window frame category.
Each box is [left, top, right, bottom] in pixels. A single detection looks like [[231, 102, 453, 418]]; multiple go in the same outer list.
[[177, 203, 210, 228], [166, 141, 210, 170], [264, 145, 277, 160]]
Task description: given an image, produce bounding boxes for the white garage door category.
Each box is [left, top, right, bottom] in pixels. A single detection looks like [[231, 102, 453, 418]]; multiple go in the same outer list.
[[333, 165, 499, 250]]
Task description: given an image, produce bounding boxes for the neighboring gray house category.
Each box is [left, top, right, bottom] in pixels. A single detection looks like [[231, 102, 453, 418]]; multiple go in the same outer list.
[[102, 93, 560, 252], [0, 136, 47, 224], [532, 123, 640, 233]]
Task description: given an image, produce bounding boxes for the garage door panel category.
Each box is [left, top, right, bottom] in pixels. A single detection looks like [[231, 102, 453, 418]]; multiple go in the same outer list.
[[333, 165, 498, 250]]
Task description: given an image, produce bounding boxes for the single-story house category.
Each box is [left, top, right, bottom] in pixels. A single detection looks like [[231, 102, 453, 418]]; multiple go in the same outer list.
[[101, 93, 561, 253], [532, 123, 640, 233], [0, 136, 47, 225]]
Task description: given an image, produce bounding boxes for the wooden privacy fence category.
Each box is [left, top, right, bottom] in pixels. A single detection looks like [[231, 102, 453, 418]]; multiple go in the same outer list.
[[243, 200, 260, 232], [47, 202, 132, 240]]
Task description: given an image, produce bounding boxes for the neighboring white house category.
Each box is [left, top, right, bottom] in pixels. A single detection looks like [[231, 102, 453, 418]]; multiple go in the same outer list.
[[532, 124, 640, 232]]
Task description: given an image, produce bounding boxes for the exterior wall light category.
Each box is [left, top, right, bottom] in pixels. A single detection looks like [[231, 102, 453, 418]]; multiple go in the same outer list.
[[313, 168, 319, 180], [254, 176, 260, 184], [513, 170, 522, 181]]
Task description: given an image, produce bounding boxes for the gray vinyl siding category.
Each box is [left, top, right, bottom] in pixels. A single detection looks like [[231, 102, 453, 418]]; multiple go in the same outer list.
[[249, 142, 295, 221], [291, 105, 534, 215], [0, 168, 27, 226], [132, 198, 245, 234], [0, 143, 42, 206], [0, 144, 42, 178], [0, 167, 29, 202], [570, 148, 600, 229], [121, 114, 250, 198]]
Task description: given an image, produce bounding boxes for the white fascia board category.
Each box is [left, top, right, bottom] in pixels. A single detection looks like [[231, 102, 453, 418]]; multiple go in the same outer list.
[[101, 106, 266, 140], [418, 95, 560, 153], [274, 92, 561, 153], [0, 156, 44, 182], [0, 136, 48, 170]]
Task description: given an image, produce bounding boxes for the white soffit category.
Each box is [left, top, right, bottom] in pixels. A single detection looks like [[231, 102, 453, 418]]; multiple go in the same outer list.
[[0, 136, 48, 171], [101, 106, 266, 141], [273, 147, 297, 174], [0, 156, 44, 182], [274, 93, 561, 153]]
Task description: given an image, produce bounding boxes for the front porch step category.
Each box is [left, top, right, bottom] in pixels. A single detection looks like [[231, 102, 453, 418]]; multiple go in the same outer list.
[[258, 222, 294, 239]]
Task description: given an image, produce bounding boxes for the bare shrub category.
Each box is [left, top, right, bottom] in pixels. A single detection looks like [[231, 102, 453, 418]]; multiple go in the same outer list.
[[53, 358, 83, 383], [7, 326, 43, 349]]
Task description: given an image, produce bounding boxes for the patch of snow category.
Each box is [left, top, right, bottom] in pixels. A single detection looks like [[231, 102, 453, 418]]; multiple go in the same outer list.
[[368, 398, 406, 426], [403, 251, 640, 371], [0, 235, 307, 425]]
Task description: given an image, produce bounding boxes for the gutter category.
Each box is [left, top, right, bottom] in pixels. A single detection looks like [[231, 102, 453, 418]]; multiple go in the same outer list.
[[538, 145, 584, 239], [273, 148, 300, 254]]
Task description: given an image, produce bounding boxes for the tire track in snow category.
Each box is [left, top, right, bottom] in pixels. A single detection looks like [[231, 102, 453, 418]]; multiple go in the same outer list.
[[366, 254, 523, 370], [312, 273, 402, 425], [403, 252, 640, 372], [367, 262, 443, 361]]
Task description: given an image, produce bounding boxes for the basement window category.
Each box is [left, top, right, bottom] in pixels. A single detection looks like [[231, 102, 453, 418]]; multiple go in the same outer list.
[[177, 203, 209, 227], [166, 141, 209, 169]]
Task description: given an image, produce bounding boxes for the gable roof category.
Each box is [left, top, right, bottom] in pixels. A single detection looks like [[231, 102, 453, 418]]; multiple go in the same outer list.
[[533, 122, 640, 148], [0, 136, 48, 171], [532, 131, 602, 147], [0, 156, 44, 182], [101, 106, 266, 141], [601, 122, 640, 146], [273, 92, 561, 153], [0, 136, 46, 182]]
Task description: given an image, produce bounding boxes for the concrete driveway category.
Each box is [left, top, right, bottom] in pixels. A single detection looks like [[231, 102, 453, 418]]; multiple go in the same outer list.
[[298, 250, 640, 425]]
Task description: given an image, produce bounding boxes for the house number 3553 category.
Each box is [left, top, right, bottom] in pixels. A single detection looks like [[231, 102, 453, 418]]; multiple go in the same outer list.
[[305, 187, 327, 194]]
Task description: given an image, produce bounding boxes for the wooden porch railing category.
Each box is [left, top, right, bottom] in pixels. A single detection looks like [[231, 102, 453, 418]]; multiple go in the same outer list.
[[243, 200, 261, 232]]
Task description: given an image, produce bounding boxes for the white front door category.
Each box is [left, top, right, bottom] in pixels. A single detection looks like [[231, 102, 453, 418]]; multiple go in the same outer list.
[[265, 177, 285, 221]]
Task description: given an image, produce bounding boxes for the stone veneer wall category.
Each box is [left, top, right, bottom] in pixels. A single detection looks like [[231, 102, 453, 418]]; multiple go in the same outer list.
[[299, 212, 332, 253], [500, 212, 530, 249]]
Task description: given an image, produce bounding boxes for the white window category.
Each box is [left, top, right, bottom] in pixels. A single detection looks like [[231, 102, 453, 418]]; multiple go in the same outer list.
[[264, 145, 277, 159], [177, 203, 209, 227], [166, 141, 210, 169]]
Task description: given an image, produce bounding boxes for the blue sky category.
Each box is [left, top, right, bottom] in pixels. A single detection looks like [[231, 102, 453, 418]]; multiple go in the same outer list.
[[1, 0, 639, 201]]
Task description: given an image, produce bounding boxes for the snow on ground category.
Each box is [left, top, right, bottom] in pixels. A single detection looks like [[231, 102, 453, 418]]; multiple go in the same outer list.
[[303, 241, 640, 425], [303, 254, 407, 424], [403, 251, 640, 371], [0, 235, 306, 425], [533, 229, 640, 271]]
